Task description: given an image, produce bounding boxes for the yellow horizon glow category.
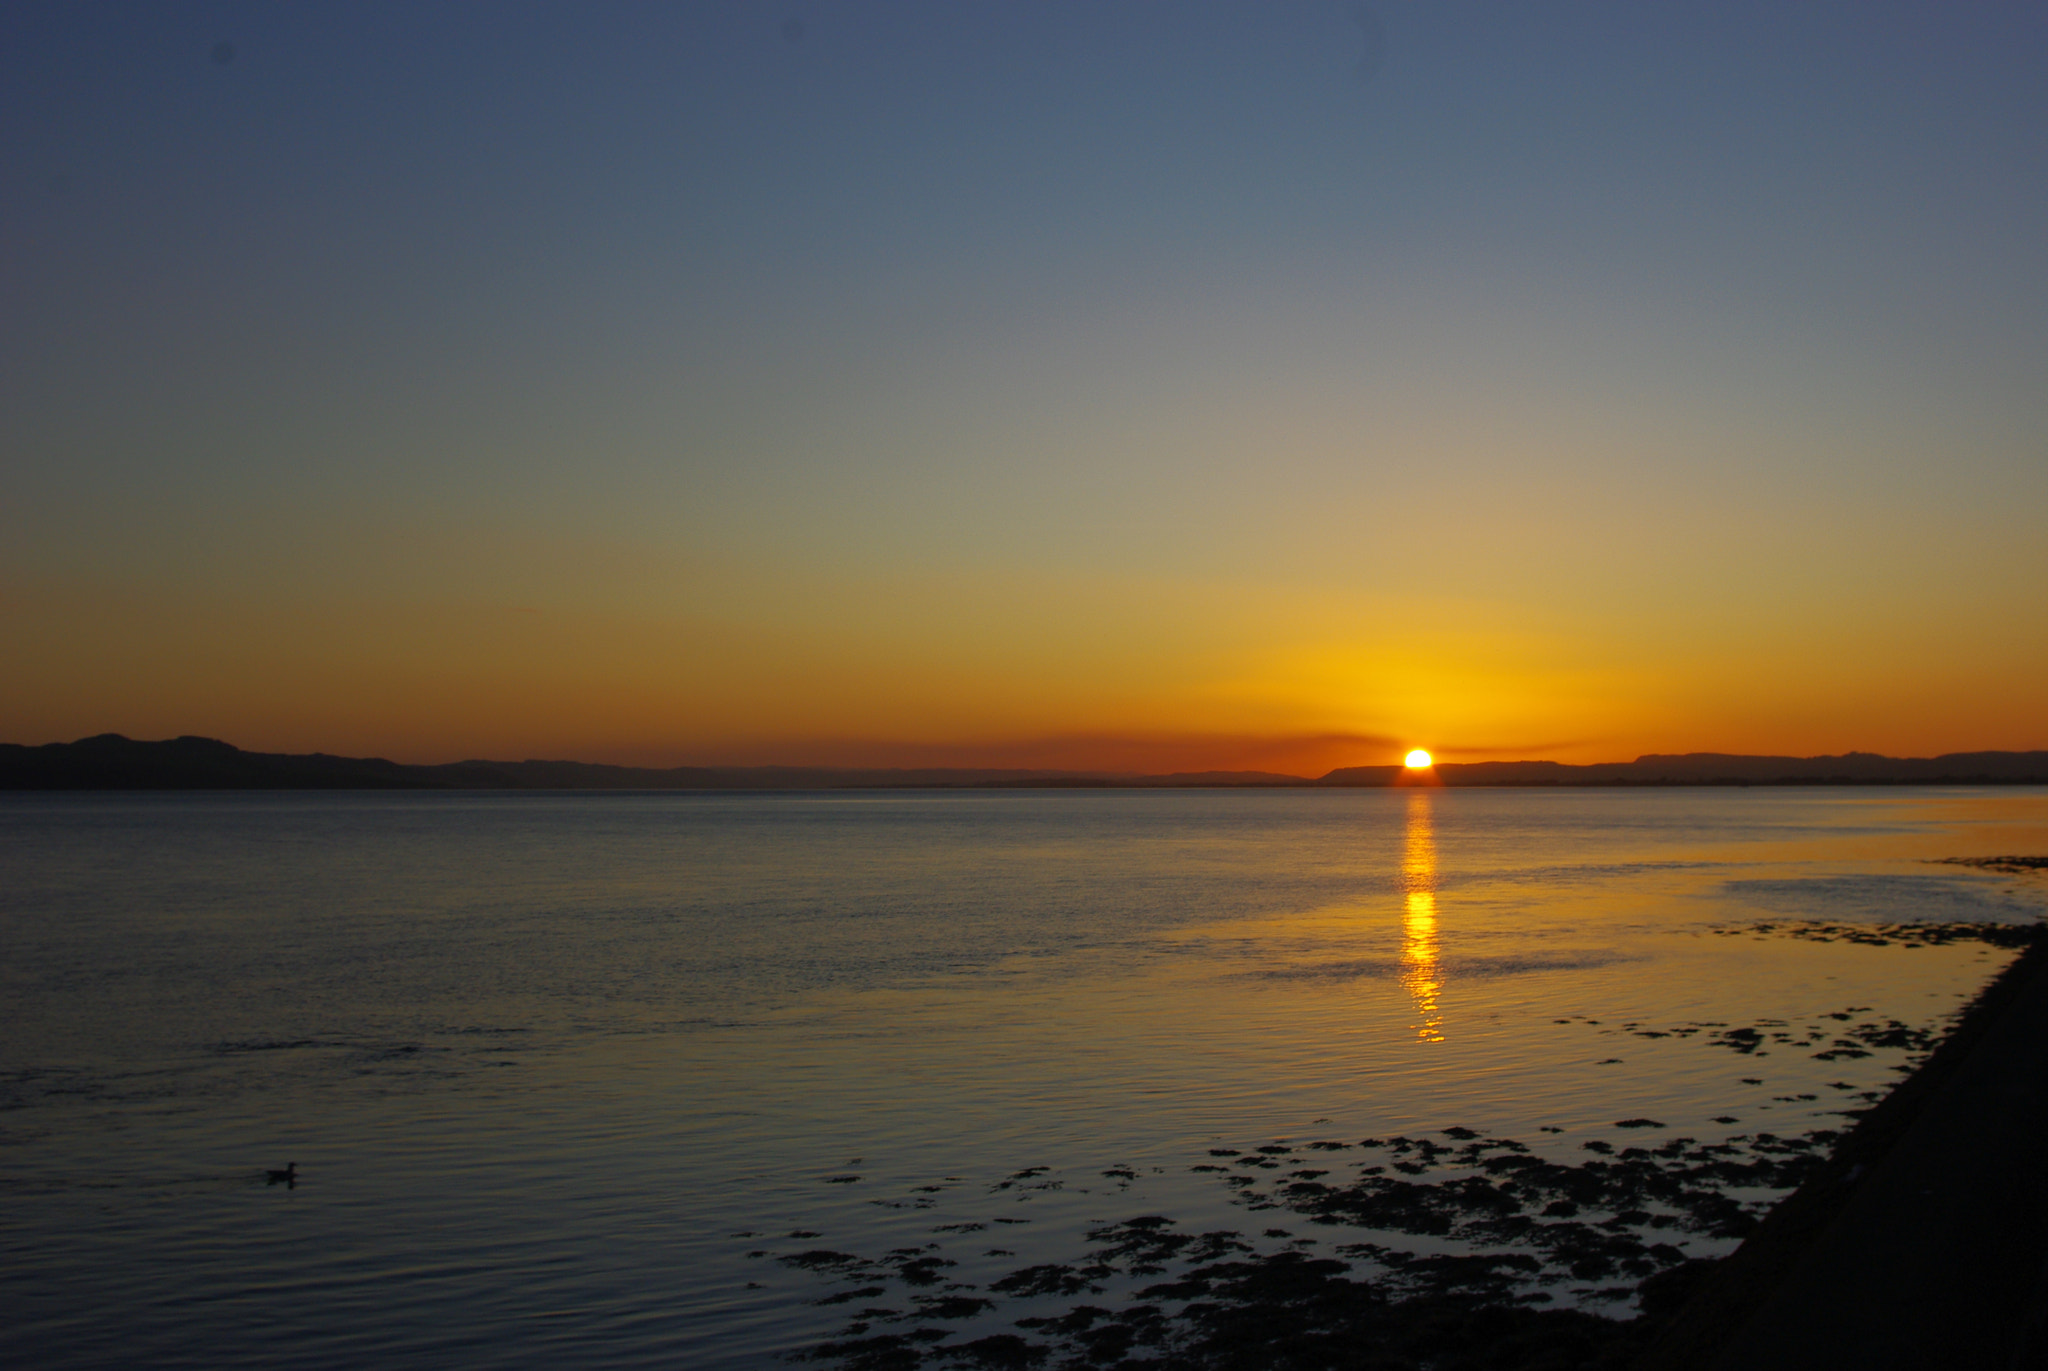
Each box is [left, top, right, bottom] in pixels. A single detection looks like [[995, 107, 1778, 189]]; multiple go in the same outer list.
[[3, 512, 2044, 769]]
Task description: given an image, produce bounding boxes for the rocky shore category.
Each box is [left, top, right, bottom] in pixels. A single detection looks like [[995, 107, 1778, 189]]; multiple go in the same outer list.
[[750, 912, 2048, 1371], [1641, 921, 2048, 1370]]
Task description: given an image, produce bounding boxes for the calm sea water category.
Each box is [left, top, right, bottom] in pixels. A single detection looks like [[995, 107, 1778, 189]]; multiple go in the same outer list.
[[4, 787, 2046, 1368]]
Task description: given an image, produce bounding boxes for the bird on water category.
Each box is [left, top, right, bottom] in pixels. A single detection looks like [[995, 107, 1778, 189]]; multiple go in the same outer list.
[[266, 1163, 297, 1187]]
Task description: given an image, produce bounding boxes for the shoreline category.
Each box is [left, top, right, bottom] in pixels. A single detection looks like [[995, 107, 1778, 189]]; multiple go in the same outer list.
[[759, 919, 2046, 1371], [1638, 931, 2048, 1369], [749, 918, 2041, 1371]]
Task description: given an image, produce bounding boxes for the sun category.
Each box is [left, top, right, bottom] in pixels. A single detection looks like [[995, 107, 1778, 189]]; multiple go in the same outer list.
[[1404, 749, 1434, 769]]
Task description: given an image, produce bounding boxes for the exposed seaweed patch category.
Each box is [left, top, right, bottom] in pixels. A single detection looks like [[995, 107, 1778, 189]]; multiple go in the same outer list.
[[788, 1202, 1663, 1370], [1594, 1000, 1956, 1070], [1715, 920, 2042, 949], [773, 1118, 1857, 1370], [1933, 856, 2048, 875], [773, 930, 2036, 1370]]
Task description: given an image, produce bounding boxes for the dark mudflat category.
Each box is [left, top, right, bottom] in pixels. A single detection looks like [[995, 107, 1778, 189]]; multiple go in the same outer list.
[[1641, 937, 2048, 1371]]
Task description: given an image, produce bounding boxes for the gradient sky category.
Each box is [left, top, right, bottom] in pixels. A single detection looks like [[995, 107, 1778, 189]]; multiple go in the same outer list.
[[5, 1, 2046, 771]]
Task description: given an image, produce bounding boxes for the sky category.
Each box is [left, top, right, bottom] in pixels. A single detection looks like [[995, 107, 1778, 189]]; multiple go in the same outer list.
[[4, 1, 2046, 772]]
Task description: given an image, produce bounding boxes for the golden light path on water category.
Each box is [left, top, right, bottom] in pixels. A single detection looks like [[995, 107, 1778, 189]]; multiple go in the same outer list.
[[8, 789, 2048, 1370], [1400, 788, 1445, 1043]]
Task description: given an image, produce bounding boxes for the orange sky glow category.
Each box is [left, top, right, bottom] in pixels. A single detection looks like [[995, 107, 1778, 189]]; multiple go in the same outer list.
[[5, 7, 2045, 772]]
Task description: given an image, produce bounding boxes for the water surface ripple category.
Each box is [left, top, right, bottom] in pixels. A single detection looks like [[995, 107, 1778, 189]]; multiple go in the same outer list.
[[3, 788, 2045, 1367]]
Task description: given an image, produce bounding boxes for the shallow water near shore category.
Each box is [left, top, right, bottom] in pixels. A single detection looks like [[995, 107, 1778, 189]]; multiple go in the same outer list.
[[4, 787, 2047, 1368]]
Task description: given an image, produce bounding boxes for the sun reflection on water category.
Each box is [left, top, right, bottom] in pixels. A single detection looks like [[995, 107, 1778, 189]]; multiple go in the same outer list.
[[1401, 789, 1444, 1043]]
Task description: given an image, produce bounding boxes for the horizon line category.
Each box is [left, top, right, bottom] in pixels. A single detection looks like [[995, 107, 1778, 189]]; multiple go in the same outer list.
[[7, 733, 2048, 788]]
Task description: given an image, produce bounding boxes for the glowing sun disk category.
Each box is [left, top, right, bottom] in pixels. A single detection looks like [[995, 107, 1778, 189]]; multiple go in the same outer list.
[[1404, 749, 1433, 769]]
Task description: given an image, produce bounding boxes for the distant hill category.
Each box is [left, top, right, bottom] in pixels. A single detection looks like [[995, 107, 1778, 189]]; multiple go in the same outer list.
[[1326, 751, 2048, 787], [0, 735, 1113, 790], [4, 735, 2048, 790]]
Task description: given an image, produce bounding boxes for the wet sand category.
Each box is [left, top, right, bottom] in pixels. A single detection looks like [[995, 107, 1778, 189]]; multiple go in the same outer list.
[[1641, 933, 2048, 1370]]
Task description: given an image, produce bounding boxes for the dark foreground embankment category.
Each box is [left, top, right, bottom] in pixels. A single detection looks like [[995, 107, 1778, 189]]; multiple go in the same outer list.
[[1638, 933, 2048, 1371]]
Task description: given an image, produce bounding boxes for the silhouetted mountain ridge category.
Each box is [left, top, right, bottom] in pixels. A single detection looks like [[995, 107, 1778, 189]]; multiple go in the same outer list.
[[3, 735, 2046, 789]]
